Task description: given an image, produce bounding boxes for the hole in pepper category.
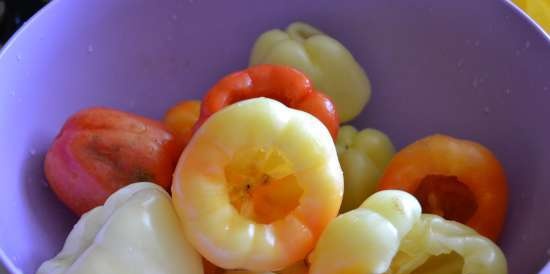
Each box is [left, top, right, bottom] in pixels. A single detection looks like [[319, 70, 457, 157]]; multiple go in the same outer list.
[[415, 175, 478, 223], [411, 251, 464, 274], [225, 147, 303, 224]]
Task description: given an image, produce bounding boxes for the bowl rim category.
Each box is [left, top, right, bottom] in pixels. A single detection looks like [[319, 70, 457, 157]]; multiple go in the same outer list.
[[0, 0, 58, 60], [0, 0, 549, 273], [504, 0, 550, 42]]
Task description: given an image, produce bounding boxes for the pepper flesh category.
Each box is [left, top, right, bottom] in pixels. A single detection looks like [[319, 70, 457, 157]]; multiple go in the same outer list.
[[378, 134, 508, 241], [336, 125, 395, 212], [197, 64, 339, 140], [37, 183, 203, 274], [172, 98, 343, 271], [250, 22, 371, 122], [309, 190, 421, 274], [387, 214, 508, 274]]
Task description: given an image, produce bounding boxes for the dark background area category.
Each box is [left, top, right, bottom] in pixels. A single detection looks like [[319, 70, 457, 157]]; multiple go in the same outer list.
[[1, 1, 45, 273], [0, 0, 48, 46]]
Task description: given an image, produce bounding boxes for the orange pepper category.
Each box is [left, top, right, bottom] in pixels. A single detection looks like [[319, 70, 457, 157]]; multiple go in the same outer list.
[[377, 134, 508, 241], [196, 64, 339, 139], [164, 100, 201, 149]]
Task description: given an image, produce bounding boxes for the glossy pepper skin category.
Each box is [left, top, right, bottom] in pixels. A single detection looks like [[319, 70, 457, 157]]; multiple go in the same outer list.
[[37, 183, 203, 274], [250, 22, 371, 123], [196, 64, 339, 140], [378, 134, 508, 241], [336, 125, 395, 212], [44, 108, 181, 215], [388, 214, 507, 274], [309, 190, 422, 274], [172, 98, 343, 272]]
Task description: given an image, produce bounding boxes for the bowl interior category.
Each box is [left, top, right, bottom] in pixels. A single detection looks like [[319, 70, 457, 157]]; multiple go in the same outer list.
[[0, 0, 549, 273]]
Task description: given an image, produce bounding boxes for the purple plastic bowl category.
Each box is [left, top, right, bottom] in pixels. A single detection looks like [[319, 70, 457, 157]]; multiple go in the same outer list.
[[0, 0, 549, 273]]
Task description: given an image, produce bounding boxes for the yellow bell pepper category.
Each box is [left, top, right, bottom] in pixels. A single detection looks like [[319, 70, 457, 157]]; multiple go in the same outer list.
[[388, 214, 508, 274], [172, 98, 343, 272], [336, 125, 395, 212], [37, 183, 203, 274], [249, 22, 371, 122], [309, 190, 422, 274]]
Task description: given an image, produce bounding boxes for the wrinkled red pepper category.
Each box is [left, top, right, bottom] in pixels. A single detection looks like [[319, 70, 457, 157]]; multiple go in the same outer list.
[[195, 65, 339, 139], [44, 108, 181, 215]]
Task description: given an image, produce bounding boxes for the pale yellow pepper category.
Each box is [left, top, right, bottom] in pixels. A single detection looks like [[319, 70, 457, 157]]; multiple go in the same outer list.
[[250, 22, 371, 122], [336, 125, 395, 212], [277, 261, 308, 274], [172, 98, 343, 272], [309, 190, 422, 274], [37, 183, 203, 274], [309, 190, 507, 274], [387, 214, 508, 274]]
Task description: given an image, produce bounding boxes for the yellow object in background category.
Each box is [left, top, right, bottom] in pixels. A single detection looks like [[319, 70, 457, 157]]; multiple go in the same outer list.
[[172, 98, 343, 272], [309, 190, 422, 274], [514, 0, 550, 33]]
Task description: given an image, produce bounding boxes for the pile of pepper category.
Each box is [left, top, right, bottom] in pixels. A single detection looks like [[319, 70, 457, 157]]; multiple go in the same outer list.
[[38, 22, 508, 274]]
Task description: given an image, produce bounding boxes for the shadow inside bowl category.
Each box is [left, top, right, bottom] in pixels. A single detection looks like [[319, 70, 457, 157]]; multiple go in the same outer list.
[[20, 131, 76, 271]]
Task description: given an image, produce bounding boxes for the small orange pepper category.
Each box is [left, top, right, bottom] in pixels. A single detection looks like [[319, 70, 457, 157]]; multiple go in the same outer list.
[[378, 134, 508, 241], [164, 100, 201, 149]]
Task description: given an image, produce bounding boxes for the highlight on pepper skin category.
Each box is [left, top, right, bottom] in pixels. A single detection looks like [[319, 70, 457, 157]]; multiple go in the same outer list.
[[172, 98, 344, 272], [378, 134, 508, 241]]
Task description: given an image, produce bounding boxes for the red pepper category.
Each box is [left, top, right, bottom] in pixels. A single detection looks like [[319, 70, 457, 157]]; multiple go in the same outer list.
[[44, 108, 181, 215], [195, 65, 339, 139]]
